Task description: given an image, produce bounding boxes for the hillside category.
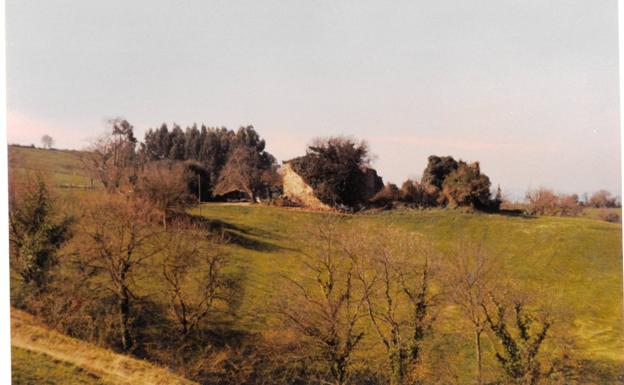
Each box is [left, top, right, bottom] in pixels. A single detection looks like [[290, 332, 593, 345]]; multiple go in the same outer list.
[[8, 146, 624, 383], [8, 145, 92, 187], [189, 205, 623, 351], [11, 308, 197, 385]]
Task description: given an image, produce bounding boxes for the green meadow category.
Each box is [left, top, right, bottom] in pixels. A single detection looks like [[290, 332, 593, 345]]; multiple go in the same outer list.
[[188, 204, 623, 360]]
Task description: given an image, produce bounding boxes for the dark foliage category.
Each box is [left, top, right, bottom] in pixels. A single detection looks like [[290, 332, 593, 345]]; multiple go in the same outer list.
[[9, 177, 73, 291], [142, 124, 276, 200], [442, 161, 492, 209], [289, 137, 379, 207], [418, 156, 498, 210], [421, 155, 458, 189]]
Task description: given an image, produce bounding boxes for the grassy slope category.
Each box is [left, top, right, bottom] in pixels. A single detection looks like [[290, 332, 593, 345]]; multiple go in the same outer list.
[[11, 308, 197, 385], [190, 205, 624, 360], [9, 146, 624, 382], [12, 347, 110, 385], [8, 145, 92, 186]]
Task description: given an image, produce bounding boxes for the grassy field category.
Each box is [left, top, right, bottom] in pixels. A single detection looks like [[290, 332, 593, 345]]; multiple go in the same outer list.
[[8, 145, 93, 187], [188, 205, 624, 357], [8, 146, 624, 383], [12, 347, 110, 385]]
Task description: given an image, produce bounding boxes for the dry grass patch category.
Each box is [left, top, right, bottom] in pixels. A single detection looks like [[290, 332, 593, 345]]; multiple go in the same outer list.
[[11, 308, 197, 385]]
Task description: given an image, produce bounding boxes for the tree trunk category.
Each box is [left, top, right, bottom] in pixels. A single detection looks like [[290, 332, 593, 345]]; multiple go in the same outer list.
[[475, 329, 483, 385], [118, 286, 132, 352], [389, 348, 406, 385], [331, 359, 347, 385]]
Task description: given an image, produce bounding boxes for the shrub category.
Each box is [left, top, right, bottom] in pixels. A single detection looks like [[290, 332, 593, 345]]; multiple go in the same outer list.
[[525, 188, 582, 216], [598, 209, 621, 223], [9, 176, 73, 292], [370, 183, 400, 207], [588, 190, 619, 208], [442, 162, 492, 209], [399, 179, 421, 203], [558, 194, 583, 216], [421, 155, 458, 189]]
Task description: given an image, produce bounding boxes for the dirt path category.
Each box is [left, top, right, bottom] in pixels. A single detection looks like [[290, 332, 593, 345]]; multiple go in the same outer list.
[[11, 309, 197, 385]]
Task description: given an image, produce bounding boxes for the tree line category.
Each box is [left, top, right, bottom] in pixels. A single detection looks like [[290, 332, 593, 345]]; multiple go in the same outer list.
[[83, 120, 502, 212], [32, 120, 620, 217], [142, 123, 278, 200]]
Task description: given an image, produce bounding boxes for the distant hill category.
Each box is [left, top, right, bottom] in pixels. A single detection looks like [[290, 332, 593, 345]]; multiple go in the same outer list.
[[11, 308, 197, 385]]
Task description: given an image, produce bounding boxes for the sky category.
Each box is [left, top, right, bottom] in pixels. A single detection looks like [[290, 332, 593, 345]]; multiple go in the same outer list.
[[6, 0, 621, 199]]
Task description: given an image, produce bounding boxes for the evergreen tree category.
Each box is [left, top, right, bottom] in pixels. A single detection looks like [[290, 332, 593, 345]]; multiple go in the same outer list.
[[168, 125, 186, 160], [9, 177, 73, 290]]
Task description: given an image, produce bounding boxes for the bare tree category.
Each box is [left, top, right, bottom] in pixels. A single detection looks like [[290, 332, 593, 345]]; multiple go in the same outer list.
[[41, 134, 54, 149], [347, 227, 438, 385], [588, 190, 619, 208], [158, 222, 231, 338], [135, 161, 194, 228], [214, 144, 276, 202], [446, 242, 499, 385], [76, 195, 159, 352], [481, 290, 553, 385], [81, 120, 137, 192], [525, 188, 581, 216], [280, 216, 365, 385]]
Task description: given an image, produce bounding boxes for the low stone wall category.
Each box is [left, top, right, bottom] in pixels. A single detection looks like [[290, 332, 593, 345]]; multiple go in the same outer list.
[[282, 163, 331, 210]]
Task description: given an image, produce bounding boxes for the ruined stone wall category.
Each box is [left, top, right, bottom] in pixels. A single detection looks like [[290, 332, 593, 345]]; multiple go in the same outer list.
[[281, 163, 331, 210]]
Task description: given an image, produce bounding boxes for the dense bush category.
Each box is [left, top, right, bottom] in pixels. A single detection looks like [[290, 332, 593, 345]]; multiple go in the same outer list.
[[441, 161, 492, 209], [397, 156, 497, 210], [8, 175, 73, 292]]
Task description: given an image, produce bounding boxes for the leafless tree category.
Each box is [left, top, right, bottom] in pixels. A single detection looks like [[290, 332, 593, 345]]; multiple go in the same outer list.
[[158, 222, 231, 338], [135, 161, 194, 228], [525, 188, 582, 217], [481, 290, 554, 385], [41, 134, 54, 149], [214, 145, 275, 202], [588, 190, 619, 208], [346, 227, 438, 385], [280, 216, 366, 385], [76, 194, 159, 352], [446, 242, 499, 385], [81, 120, 137, 192]]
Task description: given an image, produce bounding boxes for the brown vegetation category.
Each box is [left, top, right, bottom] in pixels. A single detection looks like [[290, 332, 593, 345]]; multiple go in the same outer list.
[[525, 188, 583, 216]]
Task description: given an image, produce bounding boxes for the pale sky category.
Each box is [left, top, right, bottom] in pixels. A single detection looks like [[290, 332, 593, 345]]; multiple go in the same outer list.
[[6, 0, 621, 198]]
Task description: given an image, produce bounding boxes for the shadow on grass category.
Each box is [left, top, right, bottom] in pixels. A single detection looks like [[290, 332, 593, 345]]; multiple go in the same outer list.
[[495, 209, 537, 219], [173, 213, 282, 252]]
